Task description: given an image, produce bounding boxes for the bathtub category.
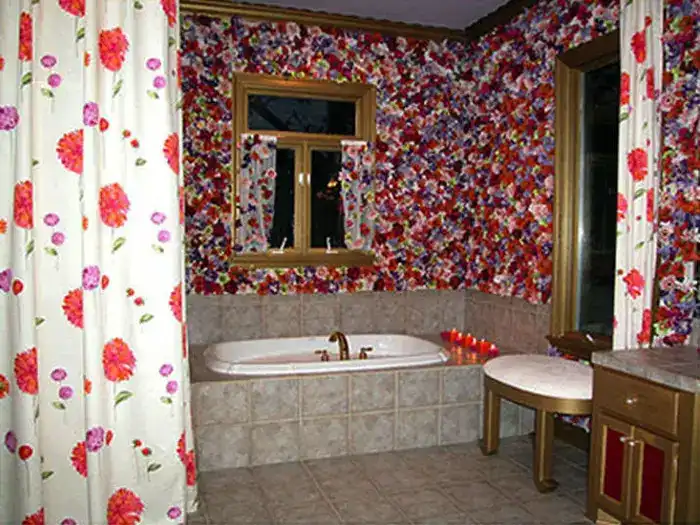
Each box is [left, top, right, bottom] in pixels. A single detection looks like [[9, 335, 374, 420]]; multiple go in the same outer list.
[[203, 334, 449, 376]]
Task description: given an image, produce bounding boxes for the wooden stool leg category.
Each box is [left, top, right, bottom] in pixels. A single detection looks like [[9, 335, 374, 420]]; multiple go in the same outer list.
[[480, 385, 500, 455], [533, 409, 558, 493]]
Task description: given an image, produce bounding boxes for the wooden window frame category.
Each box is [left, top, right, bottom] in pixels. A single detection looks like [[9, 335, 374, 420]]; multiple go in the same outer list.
[[547, 30, 619, 361], [231, 73, 377, 268]]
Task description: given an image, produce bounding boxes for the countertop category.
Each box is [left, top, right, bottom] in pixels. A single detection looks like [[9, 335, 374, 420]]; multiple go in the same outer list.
[[592, 346, 700, 394]]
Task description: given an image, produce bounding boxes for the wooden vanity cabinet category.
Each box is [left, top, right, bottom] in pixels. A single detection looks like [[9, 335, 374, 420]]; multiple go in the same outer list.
[[588, 367, 700, 525]]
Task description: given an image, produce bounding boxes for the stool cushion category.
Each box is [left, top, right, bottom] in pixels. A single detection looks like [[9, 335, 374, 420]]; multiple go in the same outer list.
[[483, 355, 592, 400]]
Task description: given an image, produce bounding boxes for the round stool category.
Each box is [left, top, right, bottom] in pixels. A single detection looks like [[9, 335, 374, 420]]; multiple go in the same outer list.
[[481, 355, 593, 493]]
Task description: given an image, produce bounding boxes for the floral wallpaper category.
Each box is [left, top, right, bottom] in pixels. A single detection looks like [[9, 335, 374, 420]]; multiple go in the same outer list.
[[181, 0, 697, 341]]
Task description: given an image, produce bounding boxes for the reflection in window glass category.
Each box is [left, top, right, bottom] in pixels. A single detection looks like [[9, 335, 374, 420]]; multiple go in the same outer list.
[[310, 150, 344, 249], [268, 148, 295, 249], [248, 95, 356, 135], [576, 61, 620, 336]]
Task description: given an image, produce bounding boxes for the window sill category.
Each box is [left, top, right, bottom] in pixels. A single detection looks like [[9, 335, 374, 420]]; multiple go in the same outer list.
[[546, 332, 612, 362], [230, 250, 376, 269]]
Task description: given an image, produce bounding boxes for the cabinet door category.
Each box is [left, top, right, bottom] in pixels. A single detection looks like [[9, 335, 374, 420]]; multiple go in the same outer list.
[[593, 412, 634, 519], [629, 427, 679, 524]]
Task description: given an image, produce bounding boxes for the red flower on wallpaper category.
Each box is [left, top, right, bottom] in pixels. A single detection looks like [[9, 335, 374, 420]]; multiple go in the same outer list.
[[617, 193, 628, 222], [627, 148, 648, 182], [107, 488, 144, 525], [645, 67, 655, 99], [14, 347, 38, 395], [646, 188, 654, 222], [59, 0, 85, 17], [102, 338, 136, 382], [631, 30, 647, 63], [620, 72, 630, 105], [163, 133, 179, 175], [161, 0, 177, 28], [13, 180, 33, 229], [57, 130, 84, 174], [636, 308, 652, 344], [70, 441, 88, 477], [98, 28, 129, 72], [0, 374, 9, 399], [99, 183, 130, 228], [623, 269, 645, 299], [21, 508, 44, 525], [18, 12, 32, 62], [169, 283, 183, 322], [62, 288, 84, 328]]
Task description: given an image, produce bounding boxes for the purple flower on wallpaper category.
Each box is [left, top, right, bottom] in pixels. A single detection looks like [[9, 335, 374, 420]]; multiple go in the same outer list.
[[51, 232, 66, 246], [4, 431, 17, 454], [158, 230, 171, 243], [48, 74, 62, 88], [44, 213, 60, 227], [41, 55, 57, 68], [146, 58, 162, 71], [166, 380, 178, 394], [154, 76, 167, 89], [82, 265, 101, 290], [83, 102, 100, 127], [546, 346, 562, 357], [59, 386, 74, 400], [86, 427, 105, 453], [0, 269, 12, 293], [51, 368, 68, 382], [0, 106, 20, 131], [151, 212, 167, 225]]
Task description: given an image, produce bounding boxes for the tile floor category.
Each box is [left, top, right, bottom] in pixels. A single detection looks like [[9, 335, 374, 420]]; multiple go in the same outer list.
[[188, 436, 592, 525]]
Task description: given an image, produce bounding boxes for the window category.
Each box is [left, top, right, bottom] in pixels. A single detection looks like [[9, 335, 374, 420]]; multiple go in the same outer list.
[[548, 31, 620, 359], [232, 73, 377, 268]]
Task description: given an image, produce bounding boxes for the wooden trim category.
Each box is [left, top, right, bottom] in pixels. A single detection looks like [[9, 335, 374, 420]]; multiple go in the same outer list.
[[181, 0, 466, 42], [676, 392, 700, 524], [230, 250, 376, 269], [546, 333, 612, 362], [559, 30, 620, 70], [463, 0, 538, 43]]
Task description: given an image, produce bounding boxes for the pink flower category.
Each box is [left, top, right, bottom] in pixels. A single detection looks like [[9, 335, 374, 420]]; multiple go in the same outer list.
[[82, 265, 101, 290], [159, 364, 173, 376], [50, 368, 67, 381], [166, 380, 178, 394], [167, 507, 181, 520], [51, 232, 65, 246], [59, 386, 74, 400], [153, 76, 166, 89], [0, 106, 19, 131], [44, 213, 60, 226], [157, 230, 171, 243], [41, 55, 57, 68], [4, 431, 17, 453], [151, 212, 166, 224], [83, 102, 99, 126], [146, 58, 162, 70], [48, 74, 62, 88]]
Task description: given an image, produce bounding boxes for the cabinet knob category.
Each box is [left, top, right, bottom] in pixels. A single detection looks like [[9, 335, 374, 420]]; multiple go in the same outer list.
[[624, 396, 638, 406]]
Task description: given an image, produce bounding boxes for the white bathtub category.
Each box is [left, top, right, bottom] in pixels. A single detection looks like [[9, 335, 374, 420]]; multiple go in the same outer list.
[[203, 334, 449, 376]]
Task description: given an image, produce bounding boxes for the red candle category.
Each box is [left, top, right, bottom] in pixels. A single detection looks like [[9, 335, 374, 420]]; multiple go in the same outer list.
[[449, 328, 459, 343], [477, 339, 490, 354]]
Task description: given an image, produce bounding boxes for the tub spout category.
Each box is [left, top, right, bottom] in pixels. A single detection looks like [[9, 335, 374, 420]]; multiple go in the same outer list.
[[328, 331, 350, 361]]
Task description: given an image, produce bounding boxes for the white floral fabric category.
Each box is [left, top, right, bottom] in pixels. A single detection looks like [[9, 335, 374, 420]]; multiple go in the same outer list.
[[339, 140, 376, 251], [613, 0, 664, 350], [0, 1, 197, 524]]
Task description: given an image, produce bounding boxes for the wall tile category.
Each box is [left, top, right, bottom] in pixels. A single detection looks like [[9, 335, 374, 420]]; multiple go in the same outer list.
[[441, 290, 467, 331], [220, 302, 263, 342], [500, 399, 521, 438], [301, 294, 340, 336], [373, 292, 405, 333], [398, 369, 440, 408], [250, 378, 299, 422], [262, 295, 302, 338], [300, 416, 348, 460], [302, 375, 348, 417], [349, 412, 395, 454], [186, 295, 223, 345], [250, 422, 300, 466], [195, 423, 251, 471], [339, 292, 376, 333], [396, 408, 438, 450], [520, 406, 535, 435], [192, 381, 249, 427], [440, 404, 480, 445], [442, 366, 482, 404], [350, 371, 395, 413]]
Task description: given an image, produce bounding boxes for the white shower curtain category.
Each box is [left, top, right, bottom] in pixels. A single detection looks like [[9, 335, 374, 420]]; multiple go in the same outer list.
[[0, 1, 197, 524], [613, 0, 664, 350]]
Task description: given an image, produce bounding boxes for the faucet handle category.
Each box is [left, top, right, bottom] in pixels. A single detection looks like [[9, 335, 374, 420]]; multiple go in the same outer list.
[[359, 346, 373, 360], [314, 349, 330, 362]]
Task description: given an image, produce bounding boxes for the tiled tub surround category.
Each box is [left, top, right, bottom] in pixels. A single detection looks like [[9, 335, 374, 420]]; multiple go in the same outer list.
[[186, 288, 552, 354], [190, 355, 536, 471]]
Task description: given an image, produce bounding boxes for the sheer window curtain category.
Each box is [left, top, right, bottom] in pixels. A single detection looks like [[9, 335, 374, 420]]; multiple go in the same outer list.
[[339, 140, 376, 251]]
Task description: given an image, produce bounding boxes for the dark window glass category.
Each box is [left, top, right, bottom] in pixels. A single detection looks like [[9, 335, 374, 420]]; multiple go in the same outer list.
[[310, 150, 345, 249], [576, 61, 620, 336], [268, 148, 296, 249], [248, 95, 356, 135]]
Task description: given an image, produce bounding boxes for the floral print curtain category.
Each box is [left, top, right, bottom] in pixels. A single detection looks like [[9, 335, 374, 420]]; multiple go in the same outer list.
[[613, 0, 664, 350], [237, 134, 278, 253], [339, 140, 376, 251], [0, 1, 197, 524]]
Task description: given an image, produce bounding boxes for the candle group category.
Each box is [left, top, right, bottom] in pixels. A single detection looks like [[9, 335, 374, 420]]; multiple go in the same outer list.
[[440, 328, 500, 357]]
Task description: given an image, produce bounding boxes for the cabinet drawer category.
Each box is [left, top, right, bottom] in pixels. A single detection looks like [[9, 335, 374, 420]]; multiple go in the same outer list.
[[594, 367, 679, 436]]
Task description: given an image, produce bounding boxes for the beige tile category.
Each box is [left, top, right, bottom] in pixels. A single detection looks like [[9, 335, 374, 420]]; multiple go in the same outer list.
[[442, 366, 482, 404], [357, 453, 432, 493], [305, 457, 368, 491], [440, 480, 505, 512], [203, 482, 264, 506], [198, 466, 257, 492], [331, 492, 405, 524], [252, 462, 312, 488], [440, 290, 467, 331], [262, 295, 302, 338], [338, 292, 376, 333], [477, 456, 527, 479], [397, 408, 438, 449], [250, 378, 298, 422], [301, 294, 340, 336], [440, 404, 480, 445], [373, 292, 406, 333], [467, 503, 539, 524], [268, 501, 340, 524], [500, 399, 521, 438], [349, 412, 394, 454], [489, 473, 552, 502], [388, 488, 461, 520], [195, 423, 251, 471], [186, 296, 223, 345], [302, 375, 348, 417], [192, 381, 249, 427], [220, 302, 263, 341], [522, 494, 587, 523], [206, 500, 272, 524], [399, 369, 440, 408], [405, 306, 442, 335], [250, 422, 299, 466], [350, 371, 395, 413], [405, 450, 483, 484], [299, 416, 348, 460]]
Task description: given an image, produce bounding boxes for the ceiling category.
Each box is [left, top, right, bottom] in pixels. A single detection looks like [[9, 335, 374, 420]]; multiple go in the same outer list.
[[241, 0, 512, 29]]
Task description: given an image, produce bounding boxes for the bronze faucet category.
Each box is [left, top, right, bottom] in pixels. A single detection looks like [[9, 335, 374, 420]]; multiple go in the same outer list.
[[328, 331, 350, 360]]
